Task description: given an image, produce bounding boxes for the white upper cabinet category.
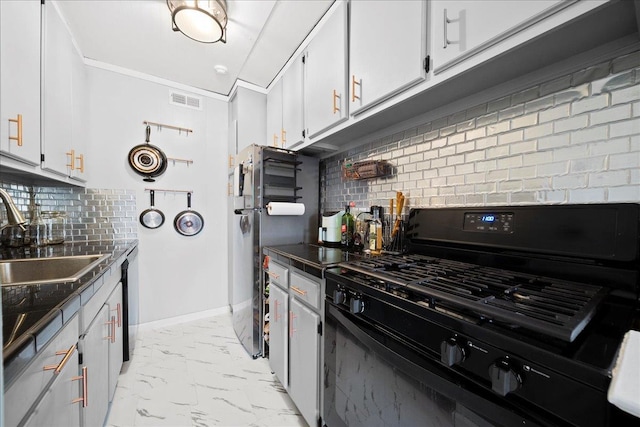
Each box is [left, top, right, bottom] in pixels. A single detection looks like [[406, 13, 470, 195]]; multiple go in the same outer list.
[[0, 0, 41, 167], [42, 2, 87, 182], [266, 78, 283, 148], [282, 55, 304, 149], [304, 0, 348, 140], [431, 1, 566, 74], [349, 0, 428, 116]]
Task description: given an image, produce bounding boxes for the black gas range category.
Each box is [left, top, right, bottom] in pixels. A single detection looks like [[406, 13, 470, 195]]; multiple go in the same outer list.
[[323, 204, 640, 427]]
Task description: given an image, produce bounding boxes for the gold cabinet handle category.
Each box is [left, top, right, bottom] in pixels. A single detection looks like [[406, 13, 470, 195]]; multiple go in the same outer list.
[[273, 134, 279, 147], [228, 155, 234, 168], [105, 317, 116, 343], [273, 299, 280, 322], [333, 90, 341, 114], [351, 75, 361, 102], [268, 271, 280, 280], [112, 303, 122, 328], [75, 153, 84, 173], [66, 150, 75, 170], [281, 129, 286, 147], [72, 366, 88, 407], [289, 311, 297, 338], [227, 182, 232, 196], [8, 114, 23, 146], [291, 286, 307, 296], [43, 344, 76, 374]]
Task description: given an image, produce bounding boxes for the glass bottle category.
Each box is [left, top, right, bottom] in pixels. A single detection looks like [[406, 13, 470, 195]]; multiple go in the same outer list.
[[369, 207, 383, 253], [29, 204, 48, 247], [341, 204, 355, 248], [42, 211, 66, 244]]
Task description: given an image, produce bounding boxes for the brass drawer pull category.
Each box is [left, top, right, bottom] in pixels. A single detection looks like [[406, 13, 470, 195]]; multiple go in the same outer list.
[[351, 75, 361, 102], [291, 286, 307, 296], [43, 344, 76, 374], [289, 311, 297, 338], [105, 316, 116, 343], [112, 303, 122, 327], [333, 90, 341, 114], [268, 271, 280, 280], [66, 150, 75, 170], [75, 153, 84, 173], [8, 114, 23, 146], [72, 366, 88, 407]]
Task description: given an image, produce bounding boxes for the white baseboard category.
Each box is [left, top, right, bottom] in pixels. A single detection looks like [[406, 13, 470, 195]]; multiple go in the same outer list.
[[137, 306, 231, 332]]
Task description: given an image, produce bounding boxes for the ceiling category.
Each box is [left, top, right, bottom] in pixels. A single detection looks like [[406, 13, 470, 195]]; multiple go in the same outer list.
[[55, 0, 334, 96]]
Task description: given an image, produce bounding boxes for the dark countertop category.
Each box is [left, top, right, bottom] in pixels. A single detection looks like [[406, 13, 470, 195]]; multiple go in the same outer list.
[[263, 243, 366, 278], [2, 239, 138, 387]]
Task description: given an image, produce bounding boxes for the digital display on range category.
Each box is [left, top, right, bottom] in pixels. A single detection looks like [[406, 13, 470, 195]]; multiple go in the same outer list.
[[464, 212, 514, 233]]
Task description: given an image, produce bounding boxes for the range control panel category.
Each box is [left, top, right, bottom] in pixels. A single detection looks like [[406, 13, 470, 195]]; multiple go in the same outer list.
[[464, 212, 514, 234]]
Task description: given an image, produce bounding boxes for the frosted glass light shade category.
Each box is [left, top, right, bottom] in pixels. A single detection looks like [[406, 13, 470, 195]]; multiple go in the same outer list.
[[167, 0, 227, 43]]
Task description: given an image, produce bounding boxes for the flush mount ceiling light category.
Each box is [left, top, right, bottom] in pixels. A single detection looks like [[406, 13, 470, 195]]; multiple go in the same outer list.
[[167, 0, 227, 44]]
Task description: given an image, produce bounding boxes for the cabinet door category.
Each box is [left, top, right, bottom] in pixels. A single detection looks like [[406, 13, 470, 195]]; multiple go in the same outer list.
[[266, 79, 283, 148], [431, 1, 563, 74], [80, 304, 110, 427], [349, 0, 427, 115], [22, 348, 81, 427], [289, 298, 320, 426], [42, 2, 86, 180], [305, 1, 348, 139], [107, 282, 124, 401], [281, 54, 304, 148], [269, 284, 288, 388], [0, 0, 41, 166]]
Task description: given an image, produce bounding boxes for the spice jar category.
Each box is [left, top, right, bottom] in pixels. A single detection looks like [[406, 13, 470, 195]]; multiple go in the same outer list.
[[42, 211, 66, 244]]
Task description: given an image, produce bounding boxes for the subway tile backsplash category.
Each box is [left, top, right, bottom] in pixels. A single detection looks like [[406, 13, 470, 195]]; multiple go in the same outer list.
[[321, 50, 640, 213], [0, 181, 137, 243]]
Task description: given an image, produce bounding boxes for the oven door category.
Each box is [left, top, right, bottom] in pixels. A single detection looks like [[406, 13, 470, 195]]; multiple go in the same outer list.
[[323, 300, 545, 427]]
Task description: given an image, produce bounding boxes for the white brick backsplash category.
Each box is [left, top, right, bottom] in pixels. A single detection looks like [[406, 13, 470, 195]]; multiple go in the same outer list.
[[510, 140, 537, 155], [589, 170, 629, 187], [591, 104, 631, 125], [465, 150, 485, 162], [572, 94, 609, 115], [487, 121, 510, 136], [321, 57, 640, 213], [466, 127, 486, 141], [571, 125, 608, 144], [498, 130, 524, 145], [610, 118, 640, 138], [553, 145, 588, 161], [523, 151, 554, 166], [538, 133, 570, 150], [496, 155, 523, 169], [609, 185, 640, 202], [524, 123, 554, 139], [569, 188, 606, 203], [569, 156, 606, 173], [476, 136, 498, 149], [540, 104, 570, 123], [554, 115, 589, 133], [611, 85, 640, 105], [511, 113, 538, 129], [609, 151, 640, 169], [510, 166, 536, 179], [553, 174, 587, 189]]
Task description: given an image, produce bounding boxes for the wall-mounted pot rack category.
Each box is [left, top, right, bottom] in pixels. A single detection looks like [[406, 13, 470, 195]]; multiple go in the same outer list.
[[144, 188, 193, 194], [166, 157, 194, 166], [143, 120, 193, 135]]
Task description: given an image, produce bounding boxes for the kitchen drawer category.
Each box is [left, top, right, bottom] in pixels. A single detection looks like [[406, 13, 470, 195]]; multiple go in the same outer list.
[[268, 260, 289, 289], [290, 270, 321, 311], [5, 314, 80, 427]]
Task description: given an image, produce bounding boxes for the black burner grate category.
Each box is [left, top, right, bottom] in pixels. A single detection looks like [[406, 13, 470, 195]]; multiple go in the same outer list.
[[342, 254, 608, 342]]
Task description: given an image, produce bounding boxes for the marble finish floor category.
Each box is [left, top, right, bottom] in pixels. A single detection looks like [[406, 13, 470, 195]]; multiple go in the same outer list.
[[106, 313, 308, 427]]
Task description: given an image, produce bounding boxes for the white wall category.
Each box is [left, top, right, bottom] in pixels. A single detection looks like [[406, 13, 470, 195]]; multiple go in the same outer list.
[[85, 66, 228, 323]]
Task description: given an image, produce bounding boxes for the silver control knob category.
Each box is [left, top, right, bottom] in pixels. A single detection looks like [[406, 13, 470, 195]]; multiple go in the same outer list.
[[440, 338, 466, 367], [333, 289, 346, 305], [349, 296, 365, 314]]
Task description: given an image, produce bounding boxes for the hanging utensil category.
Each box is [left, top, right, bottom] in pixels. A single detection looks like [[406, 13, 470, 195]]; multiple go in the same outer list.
[[128, 126, 168, 182], [174, 192, 204, 236], [139, 190, 165, 229]]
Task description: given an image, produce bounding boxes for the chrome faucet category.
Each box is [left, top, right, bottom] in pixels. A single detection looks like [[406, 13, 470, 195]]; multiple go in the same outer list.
[[0, 188, 27, 231]]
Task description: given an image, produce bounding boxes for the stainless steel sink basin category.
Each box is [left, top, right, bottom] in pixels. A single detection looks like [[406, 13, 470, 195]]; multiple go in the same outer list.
[[0, 254, 108, 286]]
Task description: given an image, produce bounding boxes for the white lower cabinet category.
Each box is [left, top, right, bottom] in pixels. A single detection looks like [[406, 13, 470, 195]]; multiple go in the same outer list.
[[107, 282, 124, 401], [269, 275, 289, 387], [22, 347, 81, 427], [289, 298, 320, 425], [80, 304, 110, 427]]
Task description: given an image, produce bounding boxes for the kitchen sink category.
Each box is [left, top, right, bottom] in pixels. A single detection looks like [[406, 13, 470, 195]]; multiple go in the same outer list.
[[0, 254, 108, 286]]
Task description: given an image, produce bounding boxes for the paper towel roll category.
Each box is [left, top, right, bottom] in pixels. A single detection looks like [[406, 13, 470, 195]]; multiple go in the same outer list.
[[266, 202, 305, 216]]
